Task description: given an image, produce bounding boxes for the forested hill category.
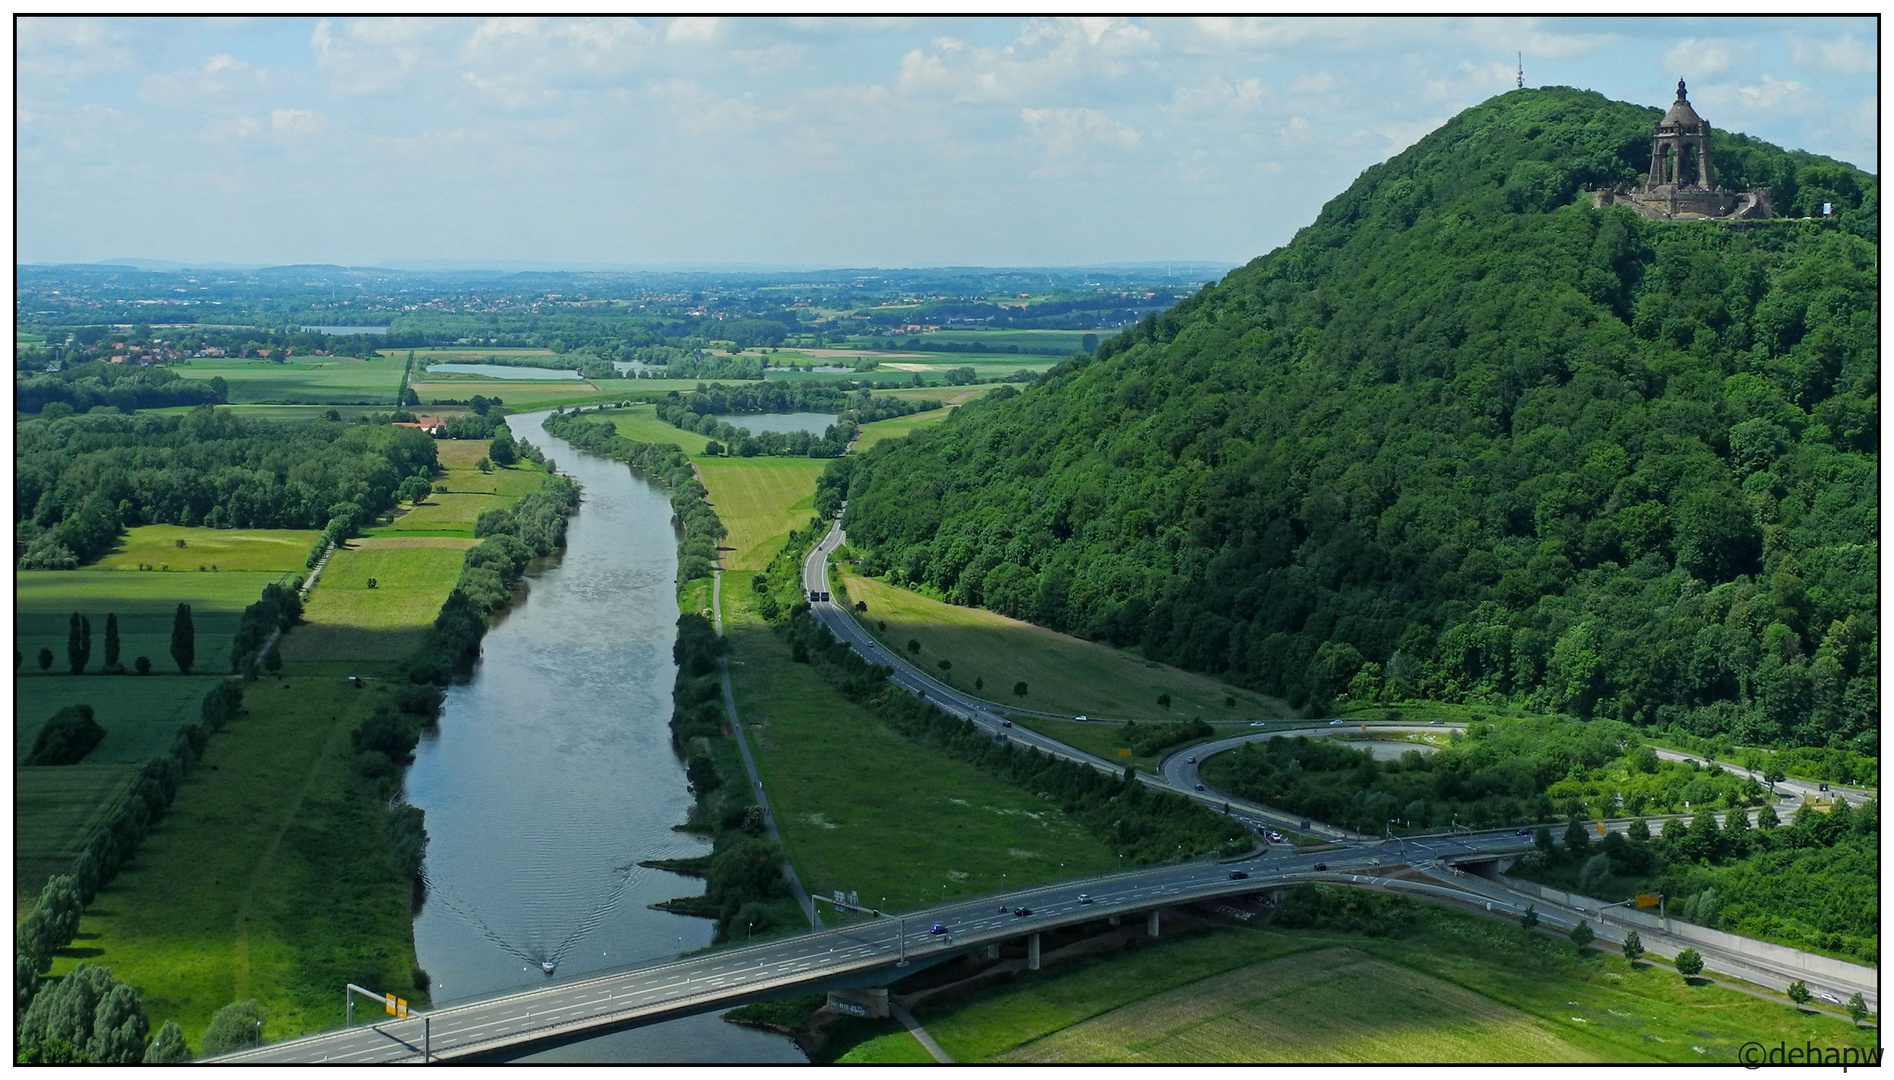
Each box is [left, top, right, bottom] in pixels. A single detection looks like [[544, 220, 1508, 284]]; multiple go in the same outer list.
[[830, 87, 1878, 753]]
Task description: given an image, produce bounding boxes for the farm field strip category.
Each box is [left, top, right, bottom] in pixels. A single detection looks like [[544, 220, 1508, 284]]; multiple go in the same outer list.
[[697, 457, 828, 572]]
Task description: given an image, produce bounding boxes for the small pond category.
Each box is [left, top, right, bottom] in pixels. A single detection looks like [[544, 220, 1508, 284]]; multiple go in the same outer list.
[[710, 412, 839, 437]]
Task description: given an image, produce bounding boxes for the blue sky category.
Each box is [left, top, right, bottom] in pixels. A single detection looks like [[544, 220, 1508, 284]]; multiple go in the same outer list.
[[16, 16, 1878, 268]]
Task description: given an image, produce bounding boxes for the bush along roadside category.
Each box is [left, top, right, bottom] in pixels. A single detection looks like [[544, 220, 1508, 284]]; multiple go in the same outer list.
[[760, 521, 1251, 863], [13, 679, 245, 1060]]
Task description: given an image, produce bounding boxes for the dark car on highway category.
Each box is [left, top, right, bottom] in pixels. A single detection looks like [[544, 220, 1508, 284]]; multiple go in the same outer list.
[[1228, 871, 1249, 880], [929, 923, 948, 935], [1013, 907, 1032, 917], [1313, 863, 1328, 872]]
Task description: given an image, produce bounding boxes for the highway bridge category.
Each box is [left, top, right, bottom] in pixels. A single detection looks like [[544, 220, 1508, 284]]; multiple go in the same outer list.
[[217, 831, 1532, 1063], [220, 516, 1876, 1060]]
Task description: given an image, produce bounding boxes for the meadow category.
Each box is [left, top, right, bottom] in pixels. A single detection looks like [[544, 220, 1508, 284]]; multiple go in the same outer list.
[[595, 403, 711, 454], [172, 355, 406, 404], [49, 676, 426, 1053], [17, 764, 144, 910], [723, 595, 1119, 914], [852, 409, 955, 453], [697, 457, 828, 572], [17, 569, 292, 677], [834, 570, 1288, 722], [91, 525, 319, 573], [840, 910, 1879, 1064]]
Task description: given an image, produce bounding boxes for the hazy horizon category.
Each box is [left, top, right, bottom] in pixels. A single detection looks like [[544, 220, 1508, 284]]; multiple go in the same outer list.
[[20, 16, 1876, 267]]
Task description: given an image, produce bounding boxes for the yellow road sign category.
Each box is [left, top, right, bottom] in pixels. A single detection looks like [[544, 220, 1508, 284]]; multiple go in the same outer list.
[[1634, 893, 1661, 909]]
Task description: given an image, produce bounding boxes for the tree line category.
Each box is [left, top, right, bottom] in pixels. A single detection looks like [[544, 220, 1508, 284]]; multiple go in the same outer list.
[[17, 408, 439, 569]]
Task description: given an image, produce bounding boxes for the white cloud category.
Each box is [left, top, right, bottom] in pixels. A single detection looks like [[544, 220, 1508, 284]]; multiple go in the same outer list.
[[1170, 77, 1267, 116], [270, 108, 328, 137], [17, 17, 136, 86], [666, 17, 721, 46], [650, 79, 791, 137], [311, 17, 454, 95], [1022, 106, 1140, 175], [897, 17, 1154, 102], [1422, 59, 1515, 102], [141, 53, 266, 108], [1662, 37, 1750, 77], [1732, 74, 1817, 113], [1287, 72, 1334, 95], [1788, 34, 1875, 76]]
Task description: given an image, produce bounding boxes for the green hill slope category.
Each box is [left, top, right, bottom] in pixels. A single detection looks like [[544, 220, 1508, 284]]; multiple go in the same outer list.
[[829, 87, 1878, 752]]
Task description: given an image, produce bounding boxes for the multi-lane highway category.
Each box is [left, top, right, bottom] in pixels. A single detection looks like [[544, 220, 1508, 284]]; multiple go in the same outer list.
[[220, 834, 1516, 1062], [222, 515, 1874, 1060]]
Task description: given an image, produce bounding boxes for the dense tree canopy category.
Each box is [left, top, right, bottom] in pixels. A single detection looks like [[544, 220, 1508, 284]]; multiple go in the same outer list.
[[836, 88, 1878, 752], [16, 408, 439, 568]]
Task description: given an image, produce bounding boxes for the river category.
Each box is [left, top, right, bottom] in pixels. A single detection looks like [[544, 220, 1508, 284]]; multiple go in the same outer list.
[[400, 409, 804, 1063]]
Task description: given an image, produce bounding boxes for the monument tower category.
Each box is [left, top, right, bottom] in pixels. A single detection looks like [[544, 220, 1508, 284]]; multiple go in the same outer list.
[[1593, 79, 1772, 220]]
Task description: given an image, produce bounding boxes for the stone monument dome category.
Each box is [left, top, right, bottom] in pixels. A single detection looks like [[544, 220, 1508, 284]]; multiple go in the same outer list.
[[1591, 79, 1772, 220]]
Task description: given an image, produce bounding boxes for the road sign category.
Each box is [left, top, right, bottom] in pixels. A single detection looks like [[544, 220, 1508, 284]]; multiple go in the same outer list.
[[1634, 893, 1661, 909], [385, 997, 408, 1018], [1118, 748, 1132, 757]]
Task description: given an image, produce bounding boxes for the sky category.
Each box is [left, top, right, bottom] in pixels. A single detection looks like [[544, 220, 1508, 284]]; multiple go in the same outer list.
[[15, 15, 1879, 269]]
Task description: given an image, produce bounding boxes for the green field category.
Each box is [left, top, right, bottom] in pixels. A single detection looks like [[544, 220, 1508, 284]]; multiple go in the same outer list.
[[296, 539, 472, 630], [142, 403, 397, 422], [173, 355, 407, 404], [17, 764, 144, 909], [17, 569, 293, 678], [724, 595, 1119, 913], [839, 911, 1878, 1064], [698, 457, 828, 572], [368, 441, 547, 539], [853, 409, 956, 452], [835, 571, 1288, 722], [594, 404, 711, 454], [49, 676, 427, 1053], [91, 525, 319, 573], [15, 676, 223, 765], [407, 375, 712, 411]]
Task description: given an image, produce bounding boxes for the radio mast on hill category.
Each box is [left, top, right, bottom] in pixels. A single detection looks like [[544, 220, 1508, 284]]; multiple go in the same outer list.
[[1517, 52, 1523, 89]]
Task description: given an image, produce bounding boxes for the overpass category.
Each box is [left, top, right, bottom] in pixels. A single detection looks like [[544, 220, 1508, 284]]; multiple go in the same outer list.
[[217, 833, 1532, 1062]]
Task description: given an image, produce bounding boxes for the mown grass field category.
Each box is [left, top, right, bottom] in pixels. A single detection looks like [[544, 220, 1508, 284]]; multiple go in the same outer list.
[[173, 355, 407, 404], [853, 408, 956, 452], [724, 595, 1119, 914], [834, 570, 1289, 722], [698, 457, 827, 572], [595, 404, 711, 454], [91, 525, 319, 573], [407, 376, 709, 411], [17, 569, 291, 678], [295, 539, 472, 630], [840, 911, 1878, 1064], [49, 676, 426, 1053]]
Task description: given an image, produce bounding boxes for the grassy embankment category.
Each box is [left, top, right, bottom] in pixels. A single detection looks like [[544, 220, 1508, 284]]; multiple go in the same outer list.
[[48, 441, 549, 1052], [837, 909, 1879, 1064], [834, 569, 1289, 725], [697, 458, 1119, 921]]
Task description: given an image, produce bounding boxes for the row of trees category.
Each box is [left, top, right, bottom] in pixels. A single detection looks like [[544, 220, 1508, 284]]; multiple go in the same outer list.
[[15, 681, 246, 1060], [1200, 717, 1771, 833], [1514, 796, 1878, 963], [837, 88, 1877, 753], [17, 408, 439, 569], [17, 363, 227, 415]]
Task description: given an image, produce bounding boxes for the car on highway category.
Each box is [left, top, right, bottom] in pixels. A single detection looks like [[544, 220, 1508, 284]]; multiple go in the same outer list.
[[1267, 831, 1286, 843], [1249, 720, 1267, 727], [1002, 720, 1013, 728], [1228, 870, 1249, 880], [1514, 828, 1532, 836], [1074, 715, 1088, 721], [1186, 755, 1197, 764], [1313, 863, 1328, 872], [999, 904, 1010, 913], [1328, 719, 1344, 725], [1013, 907, 1033, 917], [1077, 893, 1092, 904], [929, 923, 948, 936], [1195, 783, 1206, 791]]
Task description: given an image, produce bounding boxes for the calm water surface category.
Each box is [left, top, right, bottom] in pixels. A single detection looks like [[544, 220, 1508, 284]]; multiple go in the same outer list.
[[424, 363, 584, 380], [711, 411, 838, 436], [402, 408, 803, 1062]]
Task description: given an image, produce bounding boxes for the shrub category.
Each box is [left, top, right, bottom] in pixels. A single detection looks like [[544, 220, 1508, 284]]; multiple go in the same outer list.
[[199, 999, 266, 1056], [27, 705, 106, 766]]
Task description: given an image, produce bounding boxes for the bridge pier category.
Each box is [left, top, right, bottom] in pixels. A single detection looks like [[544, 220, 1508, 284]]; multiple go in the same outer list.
[[1108, 914, 1121, 926], [1027, 934, 1041, 971], [1147, 909, 1161, 937], [986, 943, 1000, 959]]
